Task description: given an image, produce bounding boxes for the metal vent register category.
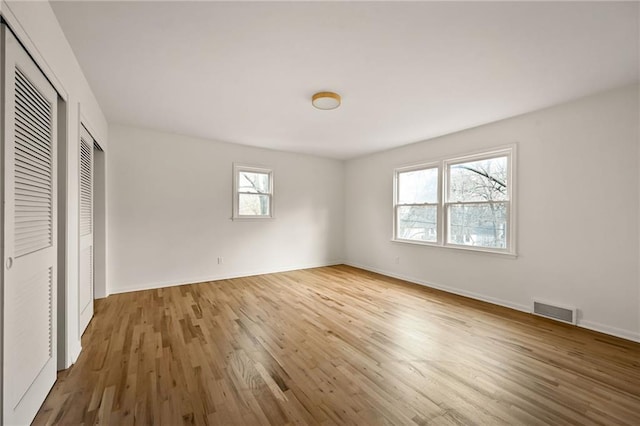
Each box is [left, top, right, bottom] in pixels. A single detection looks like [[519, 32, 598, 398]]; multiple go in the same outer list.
[[533, 300, 576, 324]]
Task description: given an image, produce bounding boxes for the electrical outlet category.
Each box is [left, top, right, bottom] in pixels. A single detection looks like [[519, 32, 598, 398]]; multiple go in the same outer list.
[[394, 257, 400, 264], [217, 257, 224, 264]]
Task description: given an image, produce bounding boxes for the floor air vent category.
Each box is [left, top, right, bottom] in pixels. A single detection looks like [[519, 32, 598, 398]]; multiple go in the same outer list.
[[533, 300, 576, 325]]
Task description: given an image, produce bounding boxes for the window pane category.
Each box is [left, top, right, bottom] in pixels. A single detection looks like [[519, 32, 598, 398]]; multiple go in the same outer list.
[[239, 194, 270, 216], [397, 205, 437, 242], [398, 168, 438, 204], [447, 203, 507, 248], [449, 156, 508, 202], [239, 171, 270, 194]]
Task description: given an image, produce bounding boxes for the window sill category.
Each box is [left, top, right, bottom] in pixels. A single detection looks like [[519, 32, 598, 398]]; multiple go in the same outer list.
[[391, 238, 517, 258], [231, 216, 274, 221]]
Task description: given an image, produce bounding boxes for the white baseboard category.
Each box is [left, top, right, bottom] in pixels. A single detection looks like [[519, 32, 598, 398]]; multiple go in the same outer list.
[[345, 261, 640, 344], [345, 261, 529, 313], [107, 260, 344, 295], [579, 320, 640, 343]]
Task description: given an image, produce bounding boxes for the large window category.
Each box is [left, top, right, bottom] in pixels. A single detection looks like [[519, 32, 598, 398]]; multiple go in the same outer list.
[[394, 147, 515, 254], [233, 164, 273, 219]]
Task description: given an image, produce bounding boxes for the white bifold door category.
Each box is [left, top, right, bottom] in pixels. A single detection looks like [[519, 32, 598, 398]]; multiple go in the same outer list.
[[78, 126, 94, 336], [2, 26, 58, 425]]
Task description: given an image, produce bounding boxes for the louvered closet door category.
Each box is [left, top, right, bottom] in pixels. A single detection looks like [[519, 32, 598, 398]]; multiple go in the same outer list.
[[2, 26, 58, 426], [79, 126, 94, 336]]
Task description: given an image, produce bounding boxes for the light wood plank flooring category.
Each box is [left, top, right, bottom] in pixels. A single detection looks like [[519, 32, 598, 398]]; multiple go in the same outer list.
[[34, 265, 640, 425]]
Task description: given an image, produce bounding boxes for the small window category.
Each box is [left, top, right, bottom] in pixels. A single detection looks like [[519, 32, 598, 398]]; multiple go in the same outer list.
[[233, 164, 273, 219], [395, 165, 439, 243]]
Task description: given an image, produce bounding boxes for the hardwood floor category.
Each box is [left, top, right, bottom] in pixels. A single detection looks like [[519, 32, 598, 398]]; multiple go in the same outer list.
[[33, 265, 640, 425]]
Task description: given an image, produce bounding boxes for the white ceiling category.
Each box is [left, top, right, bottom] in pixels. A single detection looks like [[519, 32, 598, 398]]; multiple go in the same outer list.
[[51, 1, 639, 159]]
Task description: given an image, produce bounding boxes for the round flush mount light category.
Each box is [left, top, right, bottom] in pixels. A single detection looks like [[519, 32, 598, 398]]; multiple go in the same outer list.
[[312, 91, 341, 110]]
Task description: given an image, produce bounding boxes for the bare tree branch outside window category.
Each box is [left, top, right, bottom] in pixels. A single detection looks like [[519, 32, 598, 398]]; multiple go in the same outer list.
[[448, 157, 508, 248], [237, 170, 271, 216]]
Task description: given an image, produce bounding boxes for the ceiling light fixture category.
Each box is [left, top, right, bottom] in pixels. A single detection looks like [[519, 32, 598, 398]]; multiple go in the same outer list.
[[312, 91, 341, 110]]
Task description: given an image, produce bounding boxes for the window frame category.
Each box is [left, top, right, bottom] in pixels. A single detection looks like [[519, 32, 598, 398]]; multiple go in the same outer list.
[[393, 145, 516, 256], [393, 162, 442, 246], [232, 163, 274, 220]]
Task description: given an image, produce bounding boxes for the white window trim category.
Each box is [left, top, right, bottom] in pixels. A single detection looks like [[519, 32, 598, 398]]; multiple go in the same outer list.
[[392, 145, 517, 256], [232, 163, 274, 220]]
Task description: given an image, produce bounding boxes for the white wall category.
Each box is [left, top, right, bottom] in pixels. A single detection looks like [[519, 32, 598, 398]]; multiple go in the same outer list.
[[107, 125, 344, 294], [344, 85, 640, 342], [1, 1, 108, 366]]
